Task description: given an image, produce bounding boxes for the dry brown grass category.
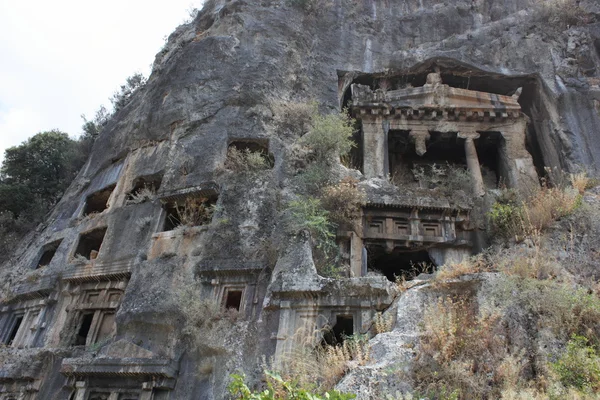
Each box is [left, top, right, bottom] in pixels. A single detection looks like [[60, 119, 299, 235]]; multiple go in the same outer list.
[[490, 184, 581, 241], [416, 296, 506, 398], [224, 147, 271, 172], [497, 235, 561, 280], [272, 101, 316, 137], [570, 172, 590, 195], [434, 253, 492, 283], [174, 197, 215, 227], [521, 187, 580, 233], [126, 185, 156, 204], [320, 177, 366, 229], [178, 284, 241, 353], [373, 312, 395, 335], [275, 326, 370, 392]]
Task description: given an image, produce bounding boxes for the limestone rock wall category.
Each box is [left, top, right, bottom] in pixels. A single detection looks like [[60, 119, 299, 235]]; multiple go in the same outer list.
[[0, 1, 598, 399]]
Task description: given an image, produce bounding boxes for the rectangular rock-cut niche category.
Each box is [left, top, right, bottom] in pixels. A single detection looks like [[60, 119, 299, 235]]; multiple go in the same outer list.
[[222, 287, 244, 311], [126, 172, 163, 204], [83, 185, 116, 216], [0, 299, 47, 348], [322, 315, 354, 346], [68, 283, 124, 347], [4, 313, 24, 346], [366, 247, 435, 282], [225, 139, 274, 169], [388, 130, 468, 188], [160, 195, 218, 232], [36, 238, 63, 269], [74, 227, 107, 261]]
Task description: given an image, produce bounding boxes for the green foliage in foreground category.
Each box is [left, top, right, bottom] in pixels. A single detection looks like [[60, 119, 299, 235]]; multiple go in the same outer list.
[[552, 335, 600, 392], [0, 130, 89, 263], [286, 197, 336, 255], [228, 371, 356, 400]]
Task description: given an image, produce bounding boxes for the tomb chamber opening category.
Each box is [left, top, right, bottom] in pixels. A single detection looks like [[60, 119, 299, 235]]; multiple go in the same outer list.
[[366, 247, 435, 282]]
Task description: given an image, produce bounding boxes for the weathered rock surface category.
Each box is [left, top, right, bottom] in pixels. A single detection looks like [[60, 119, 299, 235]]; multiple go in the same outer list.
[[0, 0, 599, 398]]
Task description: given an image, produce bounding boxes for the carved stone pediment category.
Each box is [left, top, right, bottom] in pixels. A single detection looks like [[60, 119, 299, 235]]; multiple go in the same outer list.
[[352, 78, 522, 117]]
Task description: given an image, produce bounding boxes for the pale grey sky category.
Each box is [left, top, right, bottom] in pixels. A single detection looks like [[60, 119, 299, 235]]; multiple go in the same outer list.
[[0, 0, 204, 161]]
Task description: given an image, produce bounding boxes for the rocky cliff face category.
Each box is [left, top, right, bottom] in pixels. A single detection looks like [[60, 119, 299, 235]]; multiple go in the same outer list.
[[1, 1, 599, 399]]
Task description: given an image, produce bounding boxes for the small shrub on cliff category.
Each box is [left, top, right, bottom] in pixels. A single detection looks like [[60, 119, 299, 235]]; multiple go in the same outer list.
[[321, 177, 366, 229], [126, 185, 156, 205], [173, 197, 215, 227], [301, 109, 355, 163], [489, 184, 581, 240], [110, 72, 146, 112], [285, 197, 336, 256], [225, 147, 272, 173], [178, 284, 240, 352], [273, 101, 316, 137], [570, 172, 591, 195], [373, 312, 395, 335], [489, 201, 523, 239], [297, 162, 331, 194]]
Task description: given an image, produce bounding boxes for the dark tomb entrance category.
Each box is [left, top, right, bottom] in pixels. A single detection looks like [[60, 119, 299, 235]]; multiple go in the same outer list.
[[367, 247, 434, 282]]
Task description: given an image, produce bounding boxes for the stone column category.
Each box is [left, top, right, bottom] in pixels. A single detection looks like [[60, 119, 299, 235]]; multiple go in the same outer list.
[[459, 132, 485, 196], [74, 381, 88, 400], [499, 119, 540, 193], [274, 301, 293, 368], [362, 118, 387, 178], [349, 232, 363, 277], [409, 128, 431, 156]]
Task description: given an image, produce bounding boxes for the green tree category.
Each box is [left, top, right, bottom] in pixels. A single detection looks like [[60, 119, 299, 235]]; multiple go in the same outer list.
[[81, 105, 110, 142], [110, 72, 147, 112], [1, 130, 85, 208], [0, 130, 87, 264], [0, 130, 85, 217]]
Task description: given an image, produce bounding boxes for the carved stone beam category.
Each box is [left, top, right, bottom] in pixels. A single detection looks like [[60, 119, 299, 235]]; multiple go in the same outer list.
[[458, 131, 485, 197], [409, 129, 431, 156]]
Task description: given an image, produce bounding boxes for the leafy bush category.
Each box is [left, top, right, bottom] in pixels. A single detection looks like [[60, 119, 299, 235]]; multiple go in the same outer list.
[[286, 197, 336, 254], [225, 147, 272, 172], [489, 202, 523, 239], [228, 371, 356, 400], [321, 178, 366, 229], [301, 109, 355, 163], [552, 335, 600, 392]]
